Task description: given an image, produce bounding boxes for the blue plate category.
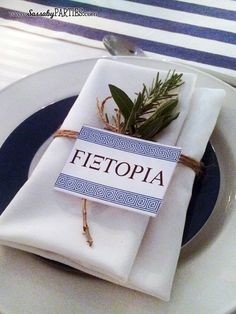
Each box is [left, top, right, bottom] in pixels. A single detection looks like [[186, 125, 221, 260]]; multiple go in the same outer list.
[[0, 96, 220, 245]]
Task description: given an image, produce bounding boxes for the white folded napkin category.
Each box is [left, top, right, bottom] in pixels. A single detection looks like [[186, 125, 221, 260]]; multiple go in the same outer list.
[[0, 59, 196, 282], [37, 87, 223, 302], [0, 60, 225, 300], [1, 87, 224, 302]]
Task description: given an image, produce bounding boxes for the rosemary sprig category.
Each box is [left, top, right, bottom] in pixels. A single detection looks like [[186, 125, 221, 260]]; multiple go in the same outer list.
[[97, 70, 184, 140]]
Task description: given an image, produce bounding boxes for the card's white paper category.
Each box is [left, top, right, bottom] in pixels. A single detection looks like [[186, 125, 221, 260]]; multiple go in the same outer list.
[[55, 126, 181, 216]]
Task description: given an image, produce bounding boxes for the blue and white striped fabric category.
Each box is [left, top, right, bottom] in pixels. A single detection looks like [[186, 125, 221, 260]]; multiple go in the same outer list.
[[0, 0, 236, 80]]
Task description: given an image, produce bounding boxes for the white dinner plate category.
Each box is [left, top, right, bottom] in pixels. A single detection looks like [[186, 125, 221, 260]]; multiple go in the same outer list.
[[0, 57, 235, 314]]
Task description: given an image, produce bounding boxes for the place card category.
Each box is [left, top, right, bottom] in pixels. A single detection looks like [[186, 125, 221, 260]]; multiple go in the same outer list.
[[55, 126, 182, 216]]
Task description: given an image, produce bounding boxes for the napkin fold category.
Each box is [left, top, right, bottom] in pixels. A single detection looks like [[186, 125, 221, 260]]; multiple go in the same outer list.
[[0, 59, 196, 283], [126, 88, 224, 300]]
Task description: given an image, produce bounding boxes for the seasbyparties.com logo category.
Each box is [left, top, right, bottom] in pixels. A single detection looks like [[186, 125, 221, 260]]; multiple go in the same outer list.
[[9, 7, 98, 19]]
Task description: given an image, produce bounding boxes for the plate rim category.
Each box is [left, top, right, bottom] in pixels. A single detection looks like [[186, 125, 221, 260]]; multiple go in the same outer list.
[[0, 56, 235, 96]]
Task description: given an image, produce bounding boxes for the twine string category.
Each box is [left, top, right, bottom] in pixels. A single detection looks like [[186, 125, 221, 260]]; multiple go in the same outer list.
[[82, 199, 93, 247]]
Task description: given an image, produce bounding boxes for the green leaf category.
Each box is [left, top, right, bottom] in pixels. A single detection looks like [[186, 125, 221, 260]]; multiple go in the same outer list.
[[157, 112, 180, 133], [137, 99, 179, 139], [138, 115, 165, 139], [154, 98, 178, 117], [124, 92, 143, 133], [109, 84, 134, 121]]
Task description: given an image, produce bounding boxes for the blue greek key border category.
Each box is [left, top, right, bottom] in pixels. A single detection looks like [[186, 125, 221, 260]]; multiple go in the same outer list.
[[78, 126, 181, 162], [55, 173, 162, 214]]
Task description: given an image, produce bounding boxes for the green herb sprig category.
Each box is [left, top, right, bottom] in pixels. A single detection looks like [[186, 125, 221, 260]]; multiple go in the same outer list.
[[97, 70, 184, 140]]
